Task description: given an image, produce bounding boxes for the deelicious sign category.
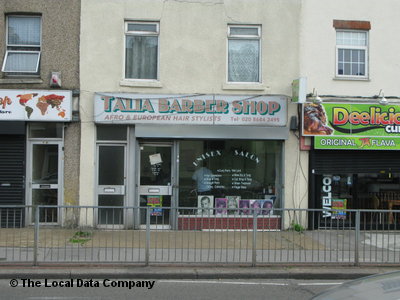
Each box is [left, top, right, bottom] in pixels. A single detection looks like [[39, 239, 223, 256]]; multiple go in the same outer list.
[[94, 93, 287, 126], [302, 102, 400, 150]]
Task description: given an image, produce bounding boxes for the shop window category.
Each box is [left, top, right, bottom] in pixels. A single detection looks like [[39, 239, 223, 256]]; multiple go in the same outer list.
[[316, 173, 400, 226], [227, 25, 261, 83], [2, 15, 41, 75], [96, 125, 127, 141], [333, 20, 370, 79], [179, 140, 281, 215], [125, 21, 159, 80]]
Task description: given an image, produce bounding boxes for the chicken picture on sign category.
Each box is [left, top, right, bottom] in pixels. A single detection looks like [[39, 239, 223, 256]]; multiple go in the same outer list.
[[302, 102, 400, 137]]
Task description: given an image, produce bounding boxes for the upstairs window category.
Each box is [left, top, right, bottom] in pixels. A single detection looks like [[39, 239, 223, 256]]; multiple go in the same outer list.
[[227, 25, 261, 83], [333, 20, 370, 79], [2, 15, 41, 74], [125, 22, 159, 80], [336, 31, 368, 77]]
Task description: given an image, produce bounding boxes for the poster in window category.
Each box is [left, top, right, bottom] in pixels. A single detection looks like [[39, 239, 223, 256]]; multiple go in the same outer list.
[[259, 199, 274, 215], [197, 195, 214, 215], [215, 198, 227, 215], [147, 195, 163, 216], [250, 200, 262, 215], [332, 199, 347, 220], [239, 199, 251, 215], [226, 196, 240, 215]]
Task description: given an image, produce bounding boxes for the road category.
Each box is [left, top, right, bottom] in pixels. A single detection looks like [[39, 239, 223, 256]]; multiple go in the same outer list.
[[0, 278, 344, 299]]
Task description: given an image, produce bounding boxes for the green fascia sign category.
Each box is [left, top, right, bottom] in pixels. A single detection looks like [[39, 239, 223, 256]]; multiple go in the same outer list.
[[315, 136, 400, 150]]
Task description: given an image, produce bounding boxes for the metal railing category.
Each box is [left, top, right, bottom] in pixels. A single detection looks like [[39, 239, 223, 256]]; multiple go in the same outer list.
[[0, 205, 399, 266]]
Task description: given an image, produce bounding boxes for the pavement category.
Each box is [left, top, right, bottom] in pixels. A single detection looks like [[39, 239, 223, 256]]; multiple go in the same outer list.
[[0, 227, 399, 281], [0, 265, 398, 280]]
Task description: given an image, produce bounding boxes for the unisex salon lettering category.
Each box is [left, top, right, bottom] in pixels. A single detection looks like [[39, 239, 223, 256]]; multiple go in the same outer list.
[[192, 149, 261, 166], [94, 94, 287, 126]]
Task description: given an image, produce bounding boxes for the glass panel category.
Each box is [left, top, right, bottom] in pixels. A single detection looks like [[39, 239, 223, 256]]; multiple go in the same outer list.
[[97, 125, 127, 141], [351, 63, 359, 75], [32, 189, 58, 222], [351, 50, 359, 62], [344, 63, 351, 75], [3, 52, 39, 72], [140, 145, 171, 186], [179, 140, 282, 215], [98, 195, 123, 225], [230, 27, 259, 36], [125, 35, 158, 79], [343, 49, 351, 61], [127, 23, 157, 32], [338, 49, 344, 61], [98, 146, 124, 185], [228, 39, 260, 82], [29, 123, 63, 138], [359, 64, 365, 76], [337, 31, 366, 46], [8, 16, 41, 46], [32, 145, 58, 184]]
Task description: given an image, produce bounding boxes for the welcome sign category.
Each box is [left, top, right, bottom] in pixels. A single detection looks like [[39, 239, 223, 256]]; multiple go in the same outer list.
[[94, 93, 287, 126], [302, 102, 400, 150]]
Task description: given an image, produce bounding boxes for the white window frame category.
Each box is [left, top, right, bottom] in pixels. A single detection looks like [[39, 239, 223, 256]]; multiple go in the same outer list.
[[335, 29, 368, 79], [123, 21, 160, 81], [2, 15, 42, 74], [227, 25, 262, 84]]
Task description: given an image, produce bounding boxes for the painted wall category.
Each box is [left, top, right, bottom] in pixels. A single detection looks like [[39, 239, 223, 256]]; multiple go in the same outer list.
[[300, 0, 400, 98], [80, 0, 306, 212]]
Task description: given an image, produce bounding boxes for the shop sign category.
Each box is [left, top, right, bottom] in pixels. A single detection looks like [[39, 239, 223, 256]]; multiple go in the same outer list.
[[303, 102, 400, 137], [332, 199, 347, 220], [291, 77, 307, 103], [315, 136, 400, 150], [303, 102, 400, 150], [94, 93, 287, 126], [0, 90, 72, 121], [147, 195, 162, 216]]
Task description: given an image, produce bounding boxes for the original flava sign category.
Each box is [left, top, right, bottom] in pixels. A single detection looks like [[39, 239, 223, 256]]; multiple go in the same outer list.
[[94, 93, 287, 126], [302, 102, 400, 150], [0, 90, 72, 121]]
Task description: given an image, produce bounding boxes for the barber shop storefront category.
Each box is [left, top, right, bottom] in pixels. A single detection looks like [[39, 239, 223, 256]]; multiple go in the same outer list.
[[0, 90, 72, 226], [304, 102, 400, 228], [94, 93, 288, 229]]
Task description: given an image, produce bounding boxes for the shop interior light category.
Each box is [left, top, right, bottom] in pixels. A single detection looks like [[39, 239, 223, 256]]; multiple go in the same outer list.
[[378, 89, 388, 105]]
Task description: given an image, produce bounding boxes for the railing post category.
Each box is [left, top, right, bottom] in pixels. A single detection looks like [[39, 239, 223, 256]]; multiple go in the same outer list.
[[33, 206, 40, 266], [252, 209, 257, 267], [354, 210, 360, 266], [145, 207, 150, 266]]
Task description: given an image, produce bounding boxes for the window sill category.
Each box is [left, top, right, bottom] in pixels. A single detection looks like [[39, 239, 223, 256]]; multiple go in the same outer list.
[[0, 78, 43, 84], [222, 82, 267, 91], [333, 76, 370, 82], [119, 79, 163, 88]]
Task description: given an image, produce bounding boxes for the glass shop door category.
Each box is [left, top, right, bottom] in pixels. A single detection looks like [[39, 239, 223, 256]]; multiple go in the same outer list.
[[29, 141, 63, 223], [138, 143, 173, 229]]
